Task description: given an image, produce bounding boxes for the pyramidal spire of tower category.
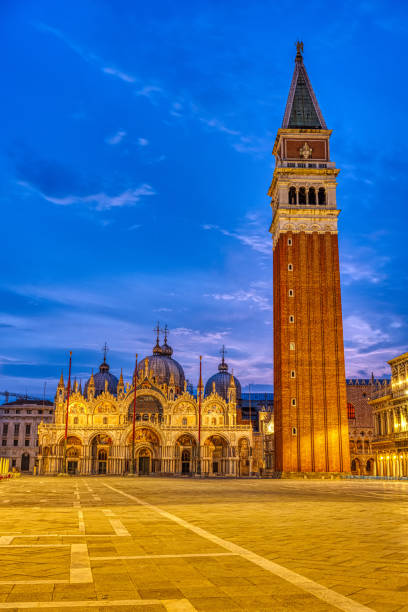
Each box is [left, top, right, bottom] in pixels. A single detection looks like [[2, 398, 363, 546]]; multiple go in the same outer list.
[[281, 41, 327, 130]]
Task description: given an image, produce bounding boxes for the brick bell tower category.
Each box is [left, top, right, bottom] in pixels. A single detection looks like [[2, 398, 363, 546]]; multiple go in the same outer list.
[[269, 42, 350, 474]]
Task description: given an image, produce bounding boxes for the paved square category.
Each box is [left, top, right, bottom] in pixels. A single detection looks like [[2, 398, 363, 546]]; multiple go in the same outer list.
[[0, 477, 407, 611]]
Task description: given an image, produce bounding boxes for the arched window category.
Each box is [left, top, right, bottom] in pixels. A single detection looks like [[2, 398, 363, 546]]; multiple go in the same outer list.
[[298, 187, 306, 204], [103, 417, 108, 425], [182, 417, 187, 427], [288, 187, 297, 205], [351, 459, 357, 472], [308, 187, 316, 205], [347, 403, 355, 419], [73, 417, 78, 425], [318, 188, 326, 205]]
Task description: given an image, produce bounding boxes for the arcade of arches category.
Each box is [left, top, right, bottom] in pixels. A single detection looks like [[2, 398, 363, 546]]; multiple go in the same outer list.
[[37, 364, 268, 476]]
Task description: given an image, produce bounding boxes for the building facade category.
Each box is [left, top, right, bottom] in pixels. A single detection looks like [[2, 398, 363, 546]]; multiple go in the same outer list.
[[269, 43, 349, 474], [346, 377, 388, 475], [370, 352, 408, 477], [0, 399, 54, 473], [38, 335, 264, 476]]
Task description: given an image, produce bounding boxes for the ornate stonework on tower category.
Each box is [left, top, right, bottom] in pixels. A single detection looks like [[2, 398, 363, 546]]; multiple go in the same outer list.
[[269, 43, 350, 474]]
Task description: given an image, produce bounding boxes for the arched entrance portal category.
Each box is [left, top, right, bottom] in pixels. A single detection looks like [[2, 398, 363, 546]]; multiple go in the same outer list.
[[127, 428, 160, 474], [175, 434, 197, 475], [91, 434, 112, 475], [204, 435, 229, 475], [21, 453, 30, 472], [60, 436, 82, 474], [138, 448, 152, 475]]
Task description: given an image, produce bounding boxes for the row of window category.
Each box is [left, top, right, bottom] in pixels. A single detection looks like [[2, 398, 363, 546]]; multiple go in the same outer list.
[[2, 439, 38, 447], [2, 423, 32, 436], [288, 186, 326, 205], [1, 409, 53, 415]]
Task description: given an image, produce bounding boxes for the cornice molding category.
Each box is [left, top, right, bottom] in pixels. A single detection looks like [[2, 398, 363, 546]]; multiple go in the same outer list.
[[270, 207, 340, 249]]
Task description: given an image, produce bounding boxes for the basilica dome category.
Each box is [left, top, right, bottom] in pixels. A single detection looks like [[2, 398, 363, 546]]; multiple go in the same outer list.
[[204, 355, 241, 401], [138, 336, 185, 390], [85, 358, 118, 397]]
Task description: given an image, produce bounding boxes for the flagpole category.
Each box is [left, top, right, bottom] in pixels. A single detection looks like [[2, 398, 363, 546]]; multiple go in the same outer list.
[[63, 351, 72, 474], [131, 354, 138, 474], [197, 355, 202, 476]]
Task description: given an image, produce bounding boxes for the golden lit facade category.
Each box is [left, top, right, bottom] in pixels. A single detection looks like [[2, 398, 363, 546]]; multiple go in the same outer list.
[[37, 337, 261, 477], [370, 352, 408, 477]]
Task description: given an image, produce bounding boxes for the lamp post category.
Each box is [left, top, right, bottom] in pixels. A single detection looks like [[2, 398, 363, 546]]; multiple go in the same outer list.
[[63, 351, 72, 474], [131, 354, 138, 475]]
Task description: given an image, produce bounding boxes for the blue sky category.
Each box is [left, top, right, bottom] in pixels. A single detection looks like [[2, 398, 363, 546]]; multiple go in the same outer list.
[[0, 0, 407, 397]]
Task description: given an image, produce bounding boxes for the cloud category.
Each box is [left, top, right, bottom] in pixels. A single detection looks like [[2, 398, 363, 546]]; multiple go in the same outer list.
[[207, 288, 272, 312], [102, 67, 135, 83], [138, 138, 149, 147], [105, 130, 127, 145], [341, 252, 389, 285], [202, 223, 270, 255], [171, 328, 229, 344], [136, 85, 164, 100], [128, 224, 141, 231], [199, 117, 240, 136], [19, 181, 155, 211]]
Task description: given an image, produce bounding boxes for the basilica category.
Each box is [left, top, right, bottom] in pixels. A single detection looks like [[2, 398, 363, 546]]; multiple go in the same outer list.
[[37, 331, 270, 476]]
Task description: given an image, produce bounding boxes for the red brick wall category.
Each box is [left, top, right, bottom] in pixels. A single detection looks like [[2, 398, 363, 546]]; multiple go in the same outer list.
[[274, 231, 350, 473]]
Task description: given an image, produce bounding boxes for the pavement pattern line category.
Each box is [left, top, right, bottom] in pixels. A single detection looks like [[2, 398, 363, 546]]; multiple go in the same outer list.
[[108, 518, 131, 536], [0, 537, 13, 545], [103, 483, 375, 612], [90, 552, 239, 560], [69, 542, 92, 584], [78, 509, 85, 533], [0, 598, 196, 610]]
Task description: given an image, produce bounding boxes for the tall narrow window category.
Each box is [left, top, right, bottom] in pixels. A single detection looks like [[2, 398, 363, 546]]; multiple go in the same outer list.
[[288, 289, 294, 297], [287, 238, 292, 246], [308, 187, 316, 205], [291, 370, 296, 378], [299, 187, 306, 204], [25, 424, 30, 436], [290, 342, 295, 351], [289, 315, 295, 323], [288, 263, 293, 271], [288, 187, 297, 205], [318, 188, 326, 205], [291, 398, 296, 406]]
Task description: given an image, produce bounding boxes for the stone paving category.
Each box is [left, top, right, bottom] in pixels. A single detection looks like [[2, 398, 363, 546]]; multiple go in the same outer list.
[[0, 477, 407, 611]]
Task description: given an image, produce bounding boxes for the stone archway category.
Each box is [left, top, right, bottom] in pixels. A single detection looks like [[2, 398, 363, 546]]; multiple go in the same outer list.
[[204, 435, 229, 475], [175, 434, 197, 475], [59, 436, 82, 474], [21, 453, 30, 472], [126, 428, 161, 474], [137, 447, 152, 475], [90, 434, 112, 475]]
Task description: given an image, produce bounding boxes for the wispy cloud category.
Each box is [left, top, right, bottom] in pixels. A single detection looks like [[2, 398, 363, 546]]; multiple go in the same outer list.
[[202, 223, 270, 255], [105, 130, 127, 145], [341, 249, 389, 285], [102, 67, 135, 83], [138, 138, 149, 147], [207, 287, 272, 312], [19, 181, 155, 211], [172, 327, 229, 344]]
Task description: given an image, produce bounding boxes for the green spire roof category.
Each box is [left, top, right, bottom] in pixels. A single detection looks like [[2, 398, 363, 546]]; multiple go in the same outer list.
[[282, 44, 327, 130]]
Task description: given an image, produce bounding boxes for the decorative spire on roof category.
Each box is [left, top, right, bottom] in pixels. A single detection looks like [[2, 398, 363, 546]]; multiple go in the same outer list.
[[58, 370, 64, 387], [153, 322, 162, 355], [282, 41, 327, 130], [161, 324, 173, 356], [218, 345, 228, 372], [99, 343, 110, 373]]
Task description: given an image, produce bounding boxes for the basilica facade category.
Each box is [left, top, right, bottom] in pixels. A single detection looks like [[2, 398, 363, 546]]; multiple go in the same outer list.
[[37, 334, 264, 477]]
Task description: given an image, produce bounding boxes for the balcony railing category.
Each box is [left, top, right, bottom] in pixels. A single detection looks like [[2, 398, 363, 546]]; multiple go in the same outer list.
[[277, 161, 336, 169]]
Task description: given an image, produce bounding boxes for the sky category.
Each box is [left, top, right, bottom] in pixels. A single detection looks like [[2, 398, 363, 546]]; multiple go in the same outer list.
[[0, 0, 407, 398]]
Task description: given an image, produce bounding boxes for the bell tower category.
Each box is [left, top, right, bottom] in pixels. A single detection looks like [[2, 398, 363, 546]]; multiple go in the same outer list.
[[269, 43, 349, 474]]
